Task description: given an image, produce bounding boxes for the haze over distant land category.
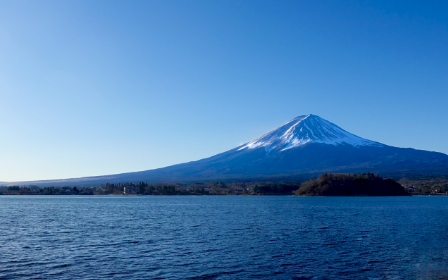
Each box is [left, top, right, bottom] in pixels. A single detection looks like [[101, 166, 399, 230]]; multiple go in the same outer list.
[[1, 1, 447, 181], [7, 115, 448, 186]]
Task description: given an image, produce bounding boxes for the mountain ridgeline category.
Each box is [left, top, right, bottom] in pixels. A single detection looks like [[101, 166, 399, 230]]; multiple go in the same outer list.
[[7, 114, 448, 186], [296, 173, 409, 196]]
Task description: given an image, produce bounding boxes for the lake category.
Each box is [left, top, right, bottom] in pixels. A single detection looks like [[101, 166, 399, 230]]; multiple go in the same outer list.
[[0, 196, 447, 279]]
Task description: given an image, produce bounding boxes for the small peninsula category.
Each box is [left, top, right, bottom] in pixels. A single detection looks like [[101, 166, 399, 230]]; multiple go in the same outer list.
[[296, 173, 410, 196]]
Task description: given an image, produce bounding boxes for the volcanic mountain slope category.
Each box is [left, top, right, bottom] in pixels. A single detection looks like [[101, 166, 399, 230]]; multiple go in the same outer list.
[[9, 114, 448, 186]]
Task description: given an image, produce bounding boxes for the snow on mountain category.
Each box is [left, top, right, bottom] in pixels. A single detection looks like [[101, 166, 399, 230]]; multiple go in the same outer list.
[[238, 114, 383, 153], [7, 114, 448, 186]]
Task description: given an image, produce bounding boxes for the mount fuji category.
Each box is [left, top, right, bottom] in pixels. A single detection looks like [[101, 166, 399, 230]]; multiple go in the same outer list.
[[10, 114, 448, 186], [238, 114, 384, 152]]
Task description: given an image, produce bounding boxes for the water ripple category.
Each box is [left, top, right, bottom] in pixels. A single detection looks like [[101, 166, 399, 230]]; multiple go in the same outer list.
[[0, 196, 447, 279]]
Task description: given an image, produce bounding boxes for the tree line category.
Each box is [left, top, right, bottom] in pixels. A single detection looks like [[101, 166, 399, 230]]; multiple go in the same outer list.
[[2, 173, 447, 196], [0, 181, 302, 195]]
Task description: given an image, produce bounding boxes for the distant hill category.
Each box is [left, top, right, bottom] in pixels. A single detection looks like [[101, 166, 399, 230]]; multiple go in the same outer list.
[[296, 173, 410, 196], [6, 114, 448, 186]]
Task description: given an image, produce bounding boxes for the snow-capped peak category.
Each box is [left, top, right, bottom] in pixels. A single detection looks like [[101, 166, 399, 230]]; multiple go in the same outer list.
[[238, 114, 383, 152]]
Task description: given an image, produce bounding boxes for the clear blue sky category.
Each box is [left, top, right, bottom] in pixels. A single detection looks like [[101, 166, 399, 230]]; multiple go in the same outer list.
[[1, 0, 447, 181]]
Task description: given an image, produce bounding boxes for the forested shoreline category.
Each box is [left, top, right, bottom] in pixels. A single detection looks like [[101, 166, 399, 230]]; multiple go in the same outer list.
[[1, 173, 447, 196], [296, 173, 410, 196], [0, 181, 300, 196]]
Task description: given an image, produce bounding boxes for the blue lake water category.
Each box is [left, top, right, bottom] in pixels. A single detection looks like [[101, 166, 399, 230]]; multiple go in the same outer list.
[[0, 196, 447, 279]]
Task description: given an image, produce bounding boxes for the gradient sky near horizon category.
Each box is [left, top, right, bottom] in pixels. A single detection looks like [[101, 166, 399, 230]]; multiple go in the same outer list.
[[1, 0, 447, 181]]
